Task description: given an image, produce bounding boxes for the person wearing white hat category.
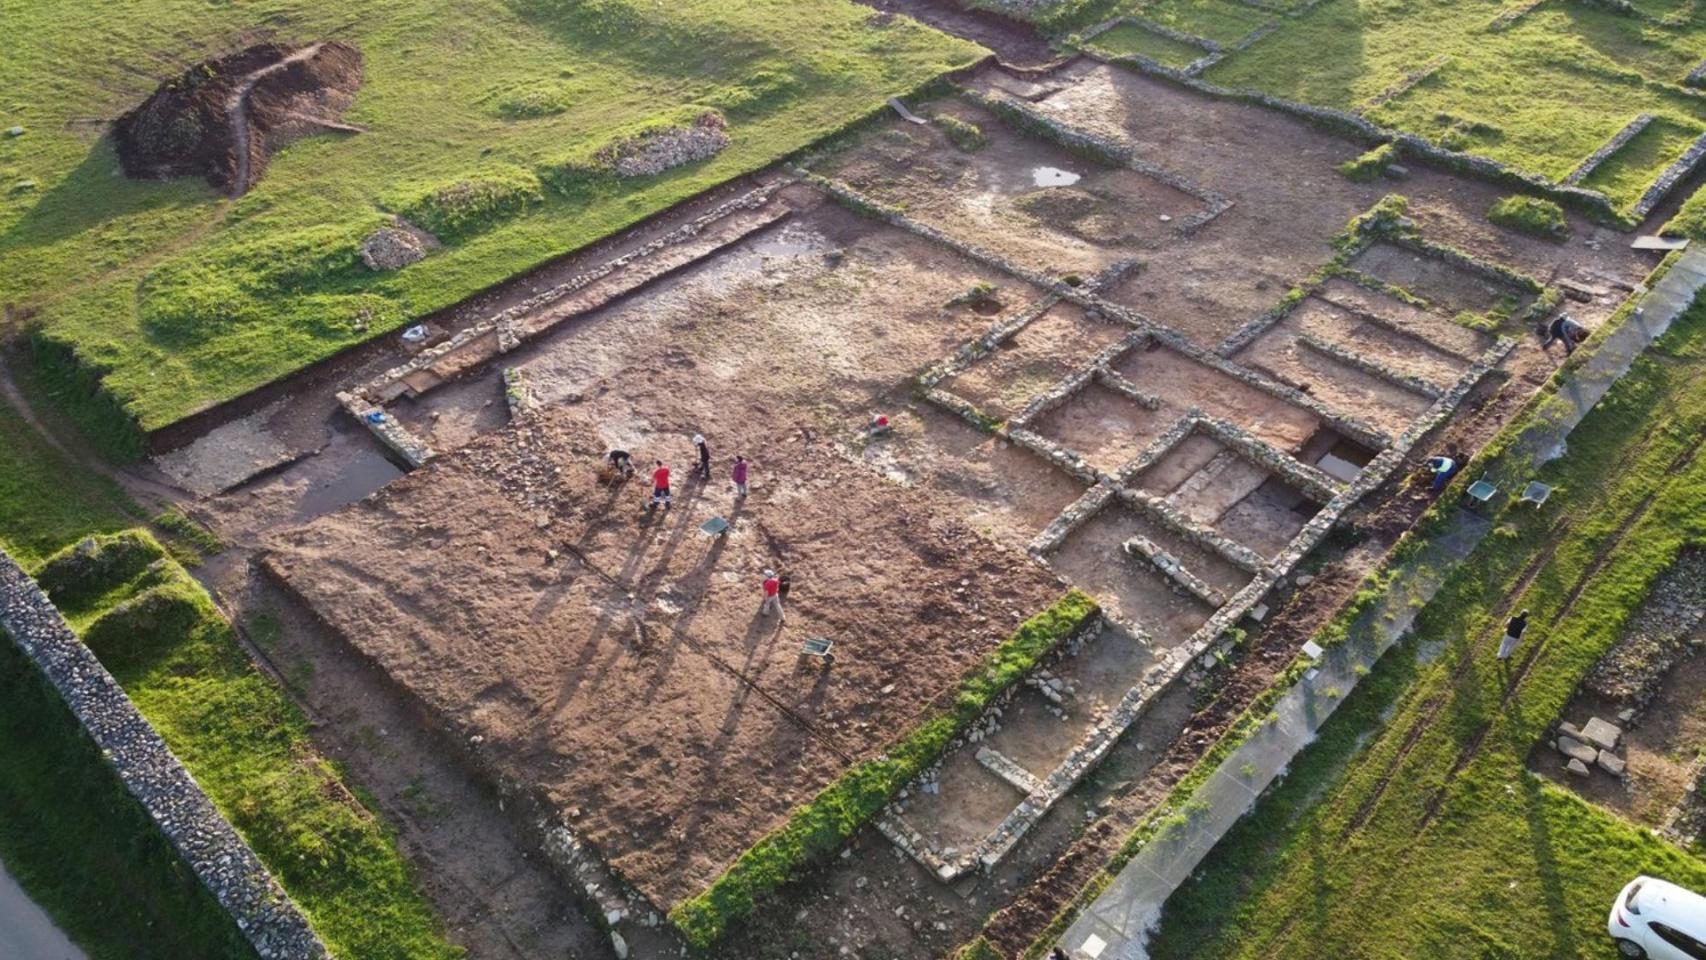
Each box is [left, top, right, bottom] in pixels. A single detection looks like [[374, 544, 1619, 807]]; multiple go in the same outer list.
[[693, 433, 712, 482], [761, 569, 783, 618]]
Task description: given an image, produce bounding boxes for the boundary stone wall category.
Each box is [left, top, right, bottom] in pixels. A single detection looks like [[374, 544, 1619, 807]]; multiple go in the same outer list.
[[0, 549, 329, 960], [1565, 114, 1654, 186], [1059, 52, 1621, 220]]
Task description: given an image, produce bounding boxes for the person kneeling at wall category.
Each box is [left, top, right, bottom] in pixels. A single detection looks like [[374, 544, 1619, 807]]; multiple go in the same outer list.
[[1423, 453, 1459, 492]]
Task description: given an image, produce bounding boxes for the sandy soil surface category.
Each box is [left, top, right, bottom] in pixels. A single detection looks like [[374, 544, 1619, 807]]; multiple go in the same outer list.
[[944, 303, 1130, 419], [1111, 342, 1323, 452], [1006, 62, 1654, 351], [264, 408, 1062, 911], [818, 100, 1203, 277]]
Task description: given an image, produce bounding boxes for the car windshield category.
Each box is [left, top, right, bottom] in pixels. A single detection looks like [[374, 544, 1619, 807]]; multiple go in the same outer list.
[[1628, 880, 1646, 915]]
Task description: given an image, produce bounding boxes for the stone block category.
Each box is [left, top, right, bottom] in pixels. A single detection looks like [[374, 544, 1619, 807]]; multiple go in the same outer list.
[[1567, 758, 1591, 777], [1597, 750, 1626, 777], [1556, 735, 1597, 765], [1581, 716, 1622, 751]]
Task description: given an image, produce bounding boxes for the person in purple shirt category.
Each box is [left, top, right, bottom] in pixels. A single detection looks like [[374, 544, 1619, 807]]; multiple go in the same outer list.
[[732, 455, 749, 497]]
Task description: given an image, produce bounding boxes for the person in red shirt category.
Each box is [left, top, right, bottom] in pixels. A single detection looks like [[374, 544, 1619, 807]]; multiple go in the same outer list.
[[649, 460, 672, 511], [761, 568, 783, 619]]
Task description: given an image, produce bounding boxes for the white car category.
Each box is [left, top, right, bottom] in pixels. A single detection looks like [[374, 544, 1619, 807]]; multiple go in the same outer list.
[[1611, 876, 1706, 959]]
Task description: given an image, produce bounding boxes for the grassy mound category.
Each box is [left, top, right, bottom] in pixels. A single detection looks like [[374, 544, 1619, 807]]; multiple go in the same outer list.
[[1488, 194, 1568, 240]]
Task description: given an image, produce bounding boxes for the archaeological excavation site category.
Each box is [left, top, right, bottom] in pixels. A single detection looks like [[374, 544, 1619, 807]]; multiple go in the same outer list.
[[12, 3, 1706, 959], [132, 53, 1663, 958]]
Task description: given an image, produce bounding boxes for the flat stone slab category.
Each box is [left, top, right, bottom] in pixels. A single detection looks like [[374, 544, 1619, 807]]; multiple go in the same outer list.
[[1581, 716, 1622, 751], [1598, 749, 1627, 777]]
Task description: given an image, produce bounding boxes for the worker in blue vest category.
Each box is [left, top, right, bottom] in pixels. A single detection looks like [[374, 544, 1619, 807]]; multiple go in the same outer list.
[[1424, 453, 1460, 491]]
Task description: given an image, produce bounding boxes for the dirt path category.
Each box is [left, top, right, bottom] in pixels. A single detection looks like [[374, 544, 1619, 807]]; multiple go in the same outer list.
[[224, 42, 328, 196]]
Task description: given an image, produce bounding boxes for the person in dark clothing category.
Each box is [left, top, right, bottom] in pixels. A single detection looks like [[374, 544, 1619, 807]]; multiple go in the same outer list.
[[1542, 314, 1589, 356], [1050, 948, 1071, 960], [1498, 608, 1530, 660], [693, 433, 712, 482], [604, 449, 634, 478]]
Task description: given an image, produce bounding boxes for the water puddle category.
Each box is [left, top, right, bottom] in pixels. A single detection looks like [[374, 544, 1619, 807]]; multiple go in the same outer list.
[[1031, 165, 1082, 187], [293, 444, 404, 522]]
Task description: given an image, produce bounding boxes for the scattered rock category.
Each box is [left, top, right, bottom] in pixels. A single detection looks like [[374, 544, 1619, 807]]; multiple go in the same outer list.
[[360, 220, 437, 271], [5, 126, 23, 137], [1567, 757, 1591, 777], [598, 111, 730, 177]]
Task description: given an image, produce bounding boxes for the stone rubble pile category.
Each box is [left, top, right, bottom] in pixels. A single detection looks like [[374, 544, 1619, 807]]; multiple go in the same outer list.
[[359, 219, 437, 271], [598, 111, 730, 178], [1583, 549, 1706, 708]]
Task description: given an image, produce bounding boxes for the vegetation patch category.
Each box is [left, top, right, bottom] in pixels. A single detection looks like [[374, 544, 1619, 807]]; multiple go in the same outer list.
[[400, 164, 545, 242], [1488, 193, 1569, 240], [669, 590, 1100, 948], [1335, 142, 1397, 183], [1084, 21, 1209, 68], [41, 531, 463, 960], [487, 79, 575, 120], [933, 113, 988, 152], [0, 392, 137, 566], [0, 633, 256, 960], [1579, 116, 1704, 213]]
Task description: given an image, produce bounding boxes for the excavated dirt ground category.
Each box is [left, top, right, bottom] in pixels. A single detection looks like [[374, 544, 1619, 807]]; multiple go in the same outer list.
[[1535, 620, 1706, 829], [263, 346, 1064, 910], [115, 40, 362, 194], [985, 61, 1647, 353]]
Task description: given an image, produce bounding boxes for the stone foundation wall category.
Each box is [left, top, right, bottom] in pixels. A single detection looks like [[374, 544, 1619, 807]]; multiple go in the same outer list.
[[1633, 131, 1706, 221], [1070, 51, 1619, 220], [1565, 114, 1654, 186], [0, 549, 328, 960]]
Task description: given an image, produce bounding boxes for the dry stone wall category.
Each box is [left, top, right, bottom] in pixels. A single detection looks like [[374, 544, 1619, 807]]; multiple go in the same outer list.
[[0, 549, 328, 960], [1565, 114, 1654, 186]]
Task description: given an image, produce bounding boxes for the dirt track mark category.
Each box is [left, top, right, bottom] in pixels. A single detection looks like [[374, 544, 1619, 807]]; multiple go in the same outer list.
[[1338, 519, 1570, 838], [1412, 426, 1706, 833], [225, 42, 328, 196]]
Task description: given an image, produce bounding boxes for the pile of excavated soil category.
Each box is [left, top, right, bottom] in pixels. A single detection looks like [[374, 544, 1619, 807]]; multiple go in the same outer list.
[[114, 40, 362, 195], [263, 406, 1062, 910]]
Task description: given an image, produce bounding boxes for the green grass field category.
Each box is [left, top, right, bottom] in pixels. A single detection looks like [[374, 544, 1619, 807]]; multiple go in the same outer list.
[[0, 0, 980, 455], [986, 0, 1706, 220], [37, 530, 461, 959], [1144, 296, 1706, 959]]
